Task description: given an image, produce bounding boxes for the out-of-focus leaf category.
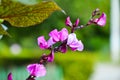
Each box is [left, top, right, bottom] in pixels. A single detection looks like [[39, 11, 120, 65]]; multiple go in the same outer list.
[[11, 0, 42, 5], [0, 0, 61, 27], [0, 19, 4, 23], [0, 24, 9, 36]]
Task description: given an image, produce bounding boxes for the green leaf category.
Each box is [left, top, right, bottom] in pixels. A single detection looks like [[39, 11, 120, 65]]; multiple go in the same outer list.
[[0, 0, 61, 27], [0, 24, 9, 36]]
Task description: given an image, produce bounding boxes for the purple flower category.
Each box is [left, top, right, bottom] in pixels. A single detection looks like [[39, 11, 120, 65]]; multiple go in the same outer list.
[[49, 28, 68, 42], [59, 28, 68, 42], [38, 28, 68, 49], [37, 36, 48, 49], [94, 12, 106, 27], [67, 33, 84, 51], [49, 29, 60, 42], [58, 43, 67, 53], [47, 50, 54, 62], [65, 16, 72, 27], [47, 37, 55, 47], [27, 63, 46, 77], [7, 73, 13, 80]]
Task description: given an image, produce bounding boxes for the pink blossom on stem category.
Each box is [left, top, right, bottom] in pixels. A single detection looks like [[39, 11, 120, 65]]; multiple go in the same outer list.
[[37, 36, 48, 49], [49, 28, 68, 42], [47, 37, 55, 47], [59, 28, 68, 42], [94, 12, 106, 27], [27, 63, 46, 77], [49, 29, 60, 42], [65, 16, 72, 27], [67, 33, 84, 51], [7, 73, 13, 80]]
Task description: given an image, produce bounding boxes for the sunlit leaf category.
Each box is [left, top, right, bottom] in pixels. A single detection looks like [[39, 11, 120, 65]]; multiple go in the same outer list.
[[0, 0, 61, 27]]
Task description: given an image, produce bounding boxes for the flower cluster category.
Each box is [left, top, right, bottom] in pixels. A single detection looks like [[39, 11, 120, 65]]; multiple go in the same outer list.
[[38, 28, 84, 52], [7, 8, 106, 80]]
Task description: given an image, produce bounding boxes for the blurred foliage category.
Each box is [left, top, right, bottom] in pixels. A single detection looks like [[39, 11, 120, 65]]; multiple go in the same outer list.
[[55, 51, 94, 80], [12, 0, 42, 5], [0, 51, 95, 80], [1, 0, 110, 51]]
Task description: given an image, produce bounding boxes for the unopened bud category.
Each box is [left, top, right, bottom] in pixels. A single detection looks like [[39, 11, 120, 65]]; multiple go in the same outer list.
[[65, 16, 72, 27]]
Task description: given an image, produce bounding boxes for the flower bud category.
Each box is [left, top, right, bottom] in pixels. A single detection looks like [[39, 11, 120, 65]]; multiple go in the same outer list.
[[7, 73, 13, 80], [74, 18, 80, 27], [65, 16, 72, 27], [47, 50, 54, 62]]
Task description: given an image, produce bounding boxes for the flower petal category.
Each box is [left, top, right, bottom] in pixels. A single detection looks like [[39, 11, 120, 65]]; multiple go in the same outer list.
[[65, 16, 72, 26], [47, 37, 55, 47], [47, 50, 54, 62], [27, 63, 46, 77], [49, 29, 59, 42], [67, 33, 78, 45], [77, 40, 84, 51], [59, 28, 68, 42], [96, 12, 106, 26], [37, 36, 48, 49], [67, 33, 84, 51]]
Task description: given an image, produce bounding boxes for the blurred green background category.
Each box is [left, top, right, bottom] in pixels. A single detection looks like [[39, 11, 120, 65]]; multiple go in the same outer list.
[[0, 0, 110, 80]]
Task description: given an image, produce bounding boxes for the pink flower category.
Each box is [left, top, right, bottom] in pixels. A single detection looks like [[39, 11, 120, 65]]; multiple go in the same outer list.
[[59, 28, 68, 42], [38, 36, 48, 49], [49, 29, 60, 42], [65, 16, 72, 26], [49, 28, 68, 42], [27, 63, 46, 77], [94, 12, 106, 27], [7, 73, 13, 80], [67, 33, 84, 51], [38, 28, 68, 49], [47, 37, 55, 47]]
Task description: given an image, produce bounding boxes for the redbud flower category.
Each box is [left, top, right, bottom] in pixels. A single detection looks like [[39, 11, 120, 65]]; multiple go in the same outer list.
[[67, 33, 84, 51], [65, 16, 72, 27], [27, 63, 46, 77], [94, 12, 106, 27], [7, 73, 13, 80]]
